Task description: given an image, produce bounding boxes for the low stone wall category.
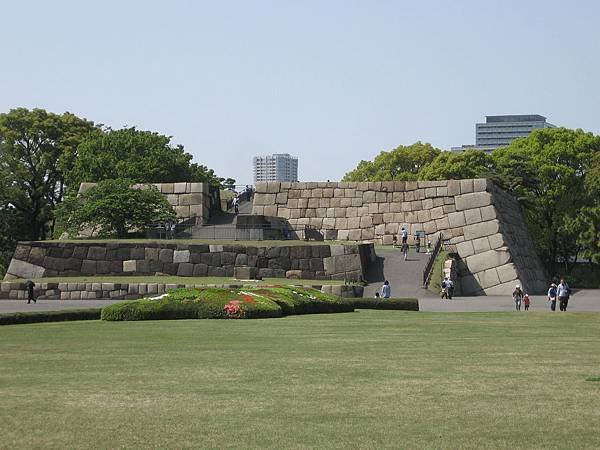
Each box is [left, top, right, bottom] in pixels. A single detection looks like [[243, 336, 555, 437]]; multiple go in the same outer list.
[[79, 182, 212, 225], [252, 179, 547, 294], [4, 242, 376, 282], [0, 281, 364, 300]]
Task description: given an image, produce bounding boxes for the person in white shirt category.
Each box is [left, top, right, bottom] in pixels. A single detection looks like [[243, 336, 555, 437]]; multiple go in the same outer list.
[[557, 278, 570, 311], [381, 280, 391, 298]]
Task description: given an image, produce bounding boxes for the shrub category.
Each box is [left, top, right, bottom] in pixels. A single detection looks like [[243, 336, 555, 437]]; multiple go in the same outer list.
[[101, 286, 353, 321], [345, 298, 419, 311], [0, 309, 101, 326]]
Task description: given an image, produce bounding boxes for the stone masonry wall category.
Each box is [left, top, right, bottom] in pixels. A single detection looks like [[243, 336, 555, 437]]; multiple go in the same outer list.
[[4, 242, 375, 282], [0, 281, 364, 301], [252, 179, 547, 294], [79, 182, 212, 225]]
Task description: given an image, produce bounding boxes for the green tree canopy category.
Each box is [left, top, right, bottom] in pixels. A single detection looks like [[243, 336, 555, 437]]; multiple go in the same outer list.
[[56, 179, 176, 238], [67, 127, 224, 189], [343, 142, 441, 181], [0, 108, 98, 240], [418, 149, 493, 181], [492, 127, 600, 273]]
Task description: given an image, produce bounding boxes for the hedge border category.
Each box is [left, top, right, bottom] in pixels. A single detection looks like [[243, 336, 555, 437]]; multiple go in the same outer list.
[[0, 309, 101, 326], [345, 298, 419, 311]]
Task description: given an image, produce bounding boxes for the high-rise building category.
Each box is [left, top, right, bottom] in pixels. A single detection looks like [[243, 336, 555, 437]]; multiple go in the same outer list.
[[452, 114, 556, 152], [253, 153, 298, 183]]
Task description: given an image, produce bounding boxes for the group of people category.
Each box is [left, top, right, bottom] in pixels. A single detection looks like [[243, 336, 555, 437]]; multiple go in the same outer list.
[[440, 277, 455, 299], [511, 285, 530, 311], [512, 278, 571, 311], [547, 279, 571, 311]]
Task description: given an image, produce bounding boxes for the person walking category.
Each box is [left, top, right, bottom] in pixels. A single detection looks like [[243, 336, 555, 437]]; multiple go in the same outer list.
[[25, 280, 36, 304], [441, 277, 449, 299], [447, 278, 455, 299], [232, 196, 239, 214], [547, 283, 557, 311], [402, 242, 409, 261], [523, 293, 530, 311], [557, 278, 570, 311], [381, 280, 391, 298], [513, 285, 524, 311], [400, 227, 408, 245]]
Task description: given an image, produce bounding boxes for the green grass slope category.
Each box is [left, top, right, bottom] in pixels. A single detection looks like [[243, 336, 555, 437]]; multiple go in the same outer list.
[[1, 312, 599, 448]]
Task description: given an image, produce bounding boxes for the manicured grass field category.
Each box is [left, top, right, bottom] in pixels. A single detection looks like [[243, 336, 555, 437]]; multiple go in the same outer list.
[[1, 312, 599, 449]]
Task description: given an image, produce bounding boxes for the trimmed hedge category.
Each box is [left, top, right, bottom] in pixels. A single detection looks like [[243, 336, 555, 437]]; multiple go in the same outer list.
[[0, 309, 101, 326], [101, 286, 353, 321], [345, 298, 419, 311]]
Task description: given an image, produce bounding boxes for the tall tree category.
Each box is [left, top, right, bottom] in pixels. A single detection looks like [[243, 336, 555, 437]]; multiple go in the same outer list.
[[55, 179, 176, 238], [492, 127, 600, 274], [0, 108, 97, 240], [343, 142, 440, 181], [418, 149, 493, 180], [67, 127, 222, 188]]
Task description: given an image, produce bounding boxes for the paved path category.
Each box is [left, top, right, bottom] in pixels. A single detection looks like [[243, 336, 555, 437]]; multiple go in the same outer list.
[[364, 247, 430, 299], [1, 290, 598, 315], [0, 299, 123, 314], [419, 289, 600, 312]]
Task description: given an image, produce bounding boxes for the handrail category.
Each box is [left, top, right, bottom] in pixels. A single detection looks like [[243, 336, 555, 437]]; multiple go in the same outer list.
[[422, 233, 443, 288]]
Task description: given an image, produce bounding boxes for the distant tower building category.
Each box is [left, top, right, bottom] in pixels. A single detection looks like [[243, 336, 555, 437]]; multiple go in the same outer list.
[[452, 114, 556, 152], [253, 153, 298, 183]]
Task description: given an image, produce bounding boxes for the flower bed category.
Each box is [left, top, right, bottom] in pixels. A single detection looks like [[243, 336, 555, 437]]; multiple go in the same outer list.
[[100, 286, 354, 321]]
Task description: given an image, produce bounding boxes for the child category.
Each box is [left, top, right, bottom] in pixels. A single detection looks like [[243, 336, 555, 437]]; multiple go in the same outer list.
[[523, 293, 530, 311], [374, 292, 380, 299]]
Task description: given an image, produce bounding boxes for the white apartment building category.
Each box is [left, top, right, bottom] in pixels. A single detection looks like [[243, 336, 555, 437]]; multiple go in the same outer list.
[[253, 153, 298, 183]]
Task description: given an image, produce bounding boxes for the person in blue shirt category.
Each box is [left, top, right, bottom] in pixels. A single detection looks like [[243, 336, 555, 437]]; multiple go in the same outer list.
[[381, 280, 391, 298]]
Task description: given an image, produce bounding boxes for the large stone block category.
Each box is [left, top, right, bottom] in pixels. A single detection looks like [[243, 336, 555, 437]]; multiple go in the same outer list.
[[159, 248, 174, 263], [462, 220, 500, 241], [254, 193, 276, 206], [323, 253, 361, 274], [177, 263, 194, 277], [173, 250, 190, 263], [174, 182, 187, 194], [448, 211, 466, 228], [5, 259, 46, 279], [478, 268, 500, 288], [456, 240, 475, 258], [496, 263, 519, 284], [465, 248, 511, 273], [455, 192, 492, 211], [178, 193, 204, 206], [123, 260, 136, 272], [464, 208, 482, 225]]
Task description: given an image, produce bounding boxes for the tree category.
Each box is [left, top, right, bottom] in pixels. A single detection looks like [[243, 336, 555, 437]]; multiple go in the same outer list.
[[67, 127, 222, 188], [56, 179, 176, 238], [418, 149, 493, 180], [492, 128, 600, 274], [0, 108, 98, 240], [343, 142, 441, 181], [569, 151, 600, 264]]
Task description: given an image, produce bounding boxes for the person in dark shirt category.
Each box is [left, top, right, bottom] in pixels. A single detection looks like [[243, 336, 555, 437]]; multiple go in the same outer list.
[[25, 280, 36, 304]]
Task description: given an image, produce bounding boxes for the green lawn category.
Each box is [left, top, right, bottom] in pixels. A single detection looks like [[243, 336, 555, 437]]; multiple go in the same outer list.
[[1, 312, 599, 449], [28, 275, 350, 286]]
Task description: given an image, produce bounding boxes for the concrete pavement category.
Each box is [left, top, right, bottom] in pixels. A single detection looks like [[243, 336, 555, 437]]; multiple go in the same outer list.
[[1, 290, 598, 315], [419, 289, 600, 312]]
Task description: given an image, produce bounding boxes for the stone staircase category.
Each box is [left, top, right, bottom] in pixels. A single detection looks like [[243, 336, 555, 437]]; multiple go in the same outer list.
[[363, 247, 432, 299]]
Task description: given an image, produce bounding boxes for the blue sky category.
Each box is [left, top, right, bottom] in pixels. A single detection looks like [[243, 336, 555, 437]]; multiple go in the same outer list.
[[1, 0, 599, 185]]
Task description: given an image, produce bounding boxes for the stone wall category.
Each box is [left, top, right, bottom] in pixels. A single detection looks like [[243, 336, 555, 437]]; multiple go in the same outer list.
[[4, 242, 375, 282], [0, 281, 363, 300], [79, 182, 212, 225], [252, 179, 547, 294]]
